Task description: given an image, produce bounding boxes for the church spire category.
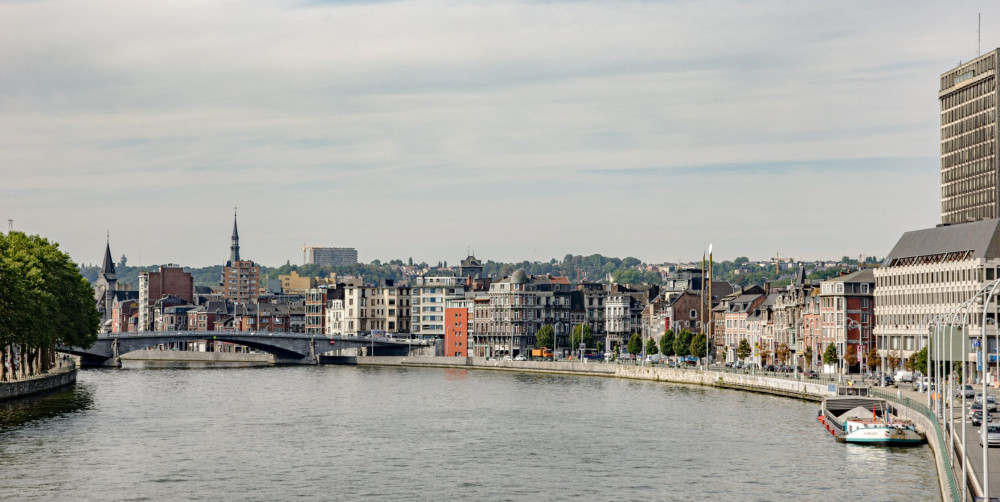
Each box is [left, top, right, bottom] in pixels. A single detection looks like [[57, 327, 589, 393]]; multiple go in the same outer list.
[[101, 232, 116, 276], [227, 207, 240, 266]]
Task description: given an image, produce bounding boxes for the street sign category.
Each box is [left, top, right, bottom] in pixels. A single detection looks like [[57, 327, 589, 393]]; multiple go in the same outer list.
[[974, 339, 981, 348]]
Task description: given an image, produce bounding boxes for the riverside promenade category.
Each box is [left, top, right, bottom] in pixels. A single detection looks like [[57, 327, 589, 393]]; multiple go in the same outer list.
[[338, 356, 962, 501]]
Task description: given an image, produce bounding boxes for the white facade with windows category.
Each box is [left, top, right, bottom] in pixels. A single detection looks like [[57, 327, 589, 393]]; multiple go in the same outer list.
[[411, 276, 468, 339], [874, 219, 1000, 367]]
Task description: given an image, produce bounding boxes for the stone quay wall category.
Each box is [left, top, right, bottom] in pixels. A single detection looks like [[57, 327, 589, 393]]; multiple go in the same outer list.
[[0, 366, 76, 401]]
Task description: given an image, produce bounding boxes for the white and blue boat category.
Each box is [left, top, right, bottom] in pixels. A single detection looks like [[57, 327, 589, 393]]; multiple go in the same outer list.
[[818, 389, 926, 446]]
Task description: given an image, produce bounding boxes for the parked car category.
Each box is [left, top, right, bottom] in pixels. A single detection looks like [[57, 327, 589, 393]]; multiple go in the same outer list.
[[513, 354, 526, 361], [957, 385, 976, 398], [881, 375, 895, 386], [804, 370, 819, 379], [982, 424, 1000, 447]]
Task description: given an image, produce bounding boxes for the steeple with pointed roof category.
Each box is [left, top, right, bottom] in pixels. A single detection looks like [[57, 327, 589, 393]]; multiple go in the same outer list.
[[101, 237, 117, 279], [227, 208, 240, 267]]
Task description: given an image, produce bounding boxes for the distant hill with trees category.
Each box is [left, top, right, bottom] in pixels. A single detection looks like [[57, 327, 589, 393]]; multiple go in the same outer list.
[[78, 253, 879, 289]]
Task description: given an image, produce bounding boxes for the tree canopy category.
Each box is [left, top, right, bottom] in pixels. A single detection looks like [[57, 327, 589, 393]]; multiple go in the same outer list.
[[535, 324, 554, 348], [570, 324, 594, 348], [645, 337, 658, 356], [690, 333, 707, 359], [737, 338, 751, 361], [659, 330, 675, 356], [627, 333, 642, 356], [1, 232, 100, 380], [673, 330, 693, 357], [823, 343, 839, 366]]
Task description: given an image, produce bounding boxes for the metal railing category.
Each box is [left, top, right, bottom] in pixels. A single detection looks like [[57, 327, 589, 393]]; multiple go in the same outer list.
[[870, 387, 961, 502]]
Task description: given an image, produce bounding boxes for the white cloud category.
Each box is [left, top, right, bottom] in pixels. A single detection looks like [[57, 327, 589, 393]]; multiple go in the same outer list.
[[0, 0, 995, 266]]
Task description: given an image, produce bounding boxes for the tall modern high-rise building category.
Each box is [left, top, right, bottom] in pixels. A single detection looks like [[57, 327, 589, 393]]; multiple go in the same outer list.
[[939, 50, 999, 225], [302, 246, 358, 266]]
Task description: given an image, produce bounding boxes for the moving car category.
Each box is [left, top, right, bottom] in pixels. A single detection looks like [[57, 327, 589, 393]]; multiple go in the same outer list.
[[973, 410, 989, 427], [981, 424, 1000, 447], [956, 385, 976, 398]]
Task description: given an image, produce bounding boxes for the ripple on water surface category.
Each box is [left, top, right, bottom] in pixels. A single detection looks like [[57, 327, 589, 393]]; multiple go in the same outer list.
[[0, 366, 939, 501]]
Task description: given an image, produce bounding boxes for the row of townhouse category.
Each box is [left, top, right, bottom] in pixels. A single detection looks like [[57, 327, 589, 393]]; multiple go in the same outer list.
[[713, 269, 877, 372]]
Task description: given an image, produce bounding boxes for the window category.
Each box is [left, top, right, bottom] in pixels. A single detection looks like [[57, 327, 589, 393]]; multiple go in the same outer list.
[[690, 309, 697, 319]]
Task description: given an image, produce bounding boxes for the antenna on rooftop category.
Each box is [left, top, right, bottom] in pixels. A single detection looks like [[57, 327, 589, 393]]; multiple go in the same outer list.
[[7, 219, 11, 233], [979, 13, 982, 56]]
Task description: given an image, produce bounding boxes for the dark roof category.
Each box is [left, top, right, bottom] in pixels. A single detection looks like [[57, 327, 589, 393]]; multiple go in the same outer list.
[[101, 241, 116, 275], [884, 219, 1000, 264], [824, 269, 875, 283], [510, 269, 529, 284]]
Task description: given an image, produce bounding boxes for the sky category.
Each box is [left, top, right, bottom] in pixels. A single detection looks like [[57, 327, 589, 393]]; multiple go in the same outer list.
[[2, 0, 998, 268]]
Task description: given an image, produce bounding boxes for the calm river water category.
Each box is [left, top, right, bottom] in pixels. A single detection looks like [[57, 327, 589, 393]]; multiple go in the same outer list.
[[0, 366, 939, 501]]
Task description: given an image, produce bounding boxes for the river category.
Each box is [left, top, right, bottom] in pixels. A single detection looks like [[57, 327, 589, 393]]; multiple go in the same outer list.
[[0, 365, 939, 501]]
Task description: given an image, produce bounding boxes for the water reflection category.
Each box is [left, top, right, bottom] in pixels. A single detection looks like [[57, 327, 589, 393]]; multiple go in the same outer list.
[[0, 385, 93, 431]]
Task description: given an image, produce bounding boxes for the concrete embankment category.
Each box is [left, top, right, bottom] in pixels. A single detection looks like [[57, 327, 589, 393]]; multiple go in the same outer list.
[[336, 356, 956, 501], [0, 365, 76, 401], [121, 350, 273, 367]]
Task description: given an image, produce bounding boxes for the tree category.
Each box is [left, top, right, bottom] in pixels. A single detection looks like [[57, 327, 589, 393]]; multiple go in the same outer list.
[[0, 232, 100, 380], [673, 330, 693, 357], [775, 343, 790, 365], [803, 346, 814, 369], [690, 333, 707, 359], [844, 349, 858, 368], [627, 333, 642, 356], [737, 338, 752, 362], [911, 347, 928, 375], [886, 350, 901, 372], [660, 330, 675, 356], [759, 349, 771, 365], [535, 324, 554, 349], [571, 324, 594, 348], [645, 337, 658, 356], [866, 347, 880, 371], [823, 344, 838, 366]]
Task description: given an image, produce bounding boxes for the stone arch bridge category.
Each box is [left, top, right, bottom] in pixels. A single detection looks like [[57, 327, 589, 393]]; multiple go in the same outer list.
[[59, 331, 433, 367]]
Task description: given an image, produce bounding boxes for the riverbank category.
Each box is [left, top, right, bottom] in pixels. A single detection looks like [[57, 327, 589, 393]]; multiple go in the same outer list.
[[338, 355, 956, 501], [0, 364, 76, 401], [120, 350, 273, 368]]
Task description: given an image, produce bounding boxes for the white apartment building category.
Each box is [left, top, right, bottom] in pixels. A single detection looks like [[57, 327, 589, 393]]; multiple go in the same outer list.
[[411, 276, 468, 339], [342, 283, 411, 336], [325, 299, 345, 336], [874, 219, 1000, 375]]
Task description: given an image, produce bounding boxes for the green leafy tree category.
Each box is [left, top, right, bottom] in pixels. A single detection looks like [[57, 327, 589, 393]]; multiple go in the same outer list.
[[535, 324, 554, 348], [570, 324, 594, 348], [823, 343, 839, 366], [0, 232, 100, 380], [690, 333, 708, 359], [737, 338, 752, 361], [645, 337, 658, 356], [673, 330, 693, 357], [660, 330, 675, 356], [911, 346, 927, 375], [627, 333, 642, 356]]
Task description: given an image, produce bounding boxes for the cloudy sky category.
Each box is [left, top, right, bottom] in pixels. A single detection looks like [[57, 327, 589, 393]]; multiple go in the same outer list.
[[1, 1, 998, 268]]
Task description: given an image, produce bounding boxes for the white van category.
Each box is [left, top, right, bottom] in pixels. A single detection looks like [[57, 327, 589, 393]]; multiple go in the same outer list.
[[894, 370, 914, 383]]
